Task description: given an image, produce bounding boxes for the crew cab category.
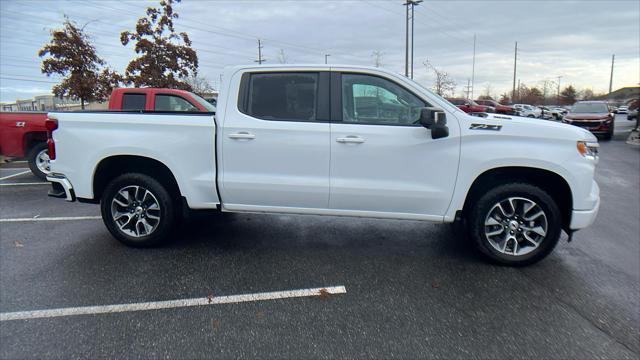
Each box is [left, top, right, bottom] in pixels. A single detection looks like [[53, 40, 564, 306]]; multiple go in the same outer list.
[[447, 98, 495, 114], [45, 65, 600, 266], [0, 88, 214, 179]]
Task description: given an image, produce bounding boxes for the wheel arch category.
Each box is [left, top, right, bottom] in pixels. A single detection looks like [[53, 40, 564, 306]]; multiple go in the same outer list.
[[462, 166, 573, 230], [92, 155, 182, 204], [23, 131, 47, 155]]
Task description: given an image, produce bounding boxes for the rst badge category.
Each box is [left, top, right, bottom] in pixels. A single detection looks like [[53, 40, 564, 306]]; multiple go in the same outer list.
[[470, 123, 502, 131]]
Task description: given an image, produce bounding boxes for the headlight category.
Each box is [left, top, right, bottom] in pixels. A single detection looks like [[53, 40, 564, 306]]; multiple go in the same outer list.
[[577, 141, 599, 160]]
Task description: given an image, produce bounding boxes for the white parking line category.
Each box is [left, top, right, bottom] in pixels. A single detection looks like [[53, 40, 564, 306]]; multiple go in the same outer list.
[[0, 170, 30, 181], [0, 182, 49, 186], [0, 167, 29, 171], [0, 216, 102, 223], [0, 286, 347, 321]]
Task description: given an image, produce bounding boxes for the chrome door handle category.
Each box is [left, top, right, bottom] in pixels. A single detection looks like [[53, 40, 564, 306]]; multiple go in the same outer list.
[[336, 136, 365, 144], [228, 132, 255, 140]]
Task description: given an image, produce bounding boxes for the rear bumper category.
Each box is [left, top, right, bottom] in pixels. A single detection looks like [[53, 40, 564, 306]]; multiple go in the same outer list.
[[46, 173, 76, 202], [570, 181, 600, 230]]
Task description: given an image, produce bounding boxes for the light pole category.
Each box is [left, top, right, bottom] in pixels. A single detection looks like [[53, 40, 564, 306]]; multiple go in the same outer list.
[[403, 0, 422, 78], [324, 54, 330, 64]]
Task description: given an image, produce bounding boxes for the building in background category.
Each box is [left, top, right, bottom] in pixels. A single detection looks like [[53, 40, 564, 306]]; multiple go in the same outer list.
[[0, 94, 106, 112]]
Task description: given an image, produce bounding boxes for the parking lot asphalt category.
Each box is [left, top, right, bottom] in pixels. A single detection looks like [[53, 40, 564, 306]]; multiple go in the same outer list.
[[0, 115, 638, 359]]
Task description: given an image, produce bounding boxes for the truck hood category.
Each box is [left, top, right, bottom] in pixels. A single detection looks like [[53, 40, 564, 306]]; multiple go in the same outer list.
[[473, 113, 597, 142]]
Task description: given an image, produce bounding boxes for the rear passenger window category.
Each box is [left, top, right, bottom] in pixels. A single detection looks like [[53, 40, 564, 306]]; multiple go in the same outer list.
[[246, 73, 318, 121], [121, 93, 146, 110], [154, 95, 198, 112]]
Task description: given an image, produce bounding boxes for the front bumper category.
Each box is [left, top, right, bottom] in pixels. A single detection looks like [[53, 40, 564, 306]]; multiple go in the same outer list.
[[46, 173, 76, 202], [570, 181, 600, 230]]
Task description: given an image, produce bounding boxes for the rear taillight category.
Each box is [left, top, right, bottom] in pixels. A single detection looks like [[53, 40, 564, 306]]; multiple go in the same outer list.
[[45, 118, 58, 160]]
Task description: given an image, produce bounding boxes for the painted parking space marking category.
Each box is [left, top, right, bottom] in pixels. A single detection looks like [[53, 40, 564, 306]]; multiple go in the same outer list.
[[0, 170, 31, 181], [0, 286, 347, 321], [0, 216, 102, 223], [0, 182, 49, 187], [0, 167, 29, 171]]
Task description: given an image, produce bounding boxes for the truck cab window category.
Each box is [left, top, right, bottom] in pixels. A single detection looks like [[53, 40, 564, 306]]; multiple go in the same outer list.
[[342, 74, 426, 125], [122, 93, 146, 110], [247, 73, 318, 121], [155, 95, 199, 112]]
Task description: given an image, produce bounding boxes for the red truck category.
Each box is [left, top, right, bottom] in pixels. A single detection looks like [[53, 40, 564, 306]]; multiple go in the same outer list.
[[0, 88, 215, 179], [446, 98, 495, 114], [474, 99, 517, 115]]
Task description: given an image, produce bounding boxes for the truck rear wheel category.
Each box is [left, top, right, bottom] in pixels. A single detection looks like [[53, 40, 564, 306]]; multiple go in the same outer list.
[[100, 173, 177, 247], [27, 143, 50, 180], [467, 183, 562, 266]]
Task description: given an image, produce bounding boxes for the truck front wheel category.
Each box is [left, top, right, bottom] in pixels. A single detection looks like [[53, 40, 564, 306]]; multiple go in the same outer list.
[[100, 173, 177, 247], [468, 183, 562, 266]]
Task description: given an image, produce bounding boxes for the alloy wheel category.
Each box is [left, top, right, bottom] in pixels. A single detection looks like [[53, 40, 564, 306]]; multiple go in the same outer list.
[[111, 185, 161, 237], [484, 197, 548, 256]]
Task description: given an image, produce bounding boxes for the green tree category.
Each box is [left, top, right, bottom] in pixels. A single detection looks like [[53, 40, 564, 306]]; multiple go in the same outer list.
[[560, 85, 577, 105], [39, 18, 121, 109], [121, 0, 198, 90]]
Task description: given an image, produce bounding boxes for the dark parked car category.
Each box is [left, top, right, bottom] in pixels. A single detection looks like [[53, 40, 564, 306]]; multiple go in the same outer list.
[[562, 101, 614, 140]]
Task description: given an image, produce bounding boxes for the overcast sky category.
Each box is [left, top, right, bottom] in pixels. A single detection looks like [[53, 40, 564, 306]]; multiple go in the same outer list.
[[0, 0, 638, 103]]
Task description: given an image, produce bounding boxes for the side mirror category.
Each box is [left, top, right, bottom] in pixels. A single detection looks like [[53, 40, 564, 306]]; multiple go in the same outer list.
[[419, 107, 449, 139]]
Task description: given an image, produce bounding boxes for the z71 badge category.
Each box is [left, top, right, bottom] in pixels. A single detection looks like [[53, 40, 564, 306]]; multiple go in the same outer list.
[[470, 123, 502, 131]]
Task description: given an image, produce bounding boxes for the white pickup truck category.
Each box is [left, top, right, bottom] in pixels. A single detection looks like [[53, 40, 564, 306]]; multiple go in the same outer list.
[[45, 65, 600, 266]]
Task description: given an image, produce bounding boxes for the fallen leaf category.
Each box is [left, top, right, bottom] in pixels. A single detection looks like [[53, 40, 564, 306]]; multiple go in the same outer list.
[[256, 311, 264, 320], [431, 281, 440, 289], [318, 288, 330, 299], [207, 293, 214, 304], [212, 319, 220, 329], [14, 241, 24, 248]]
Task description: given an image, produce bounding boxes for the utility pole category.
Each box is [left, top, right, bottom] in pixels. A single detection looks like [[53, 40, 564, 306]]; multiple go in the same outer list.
[[325, 54, 330, 64], [512, 41, 517, 103], [403, 0, 422, 78], [410, 0, 422, 79], [471, 33, 476, 99], [557, 75, 563, 104], [254, 39, 265, 65], [517, 78, 520, 102], [608, 54, 615, 95], [404, 2, 409, 77]]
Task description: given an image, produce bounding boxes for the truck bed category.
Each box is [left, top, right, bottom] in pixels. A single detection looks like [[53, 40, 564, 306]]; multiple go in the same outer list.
[[49, 111, 219, 209]]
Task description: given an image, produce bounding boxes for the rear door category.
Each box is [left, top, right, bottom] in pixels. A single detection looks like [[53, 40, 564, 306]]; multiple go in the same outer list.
[[220, 71, 331, 210], [329, 72, 460, 218]]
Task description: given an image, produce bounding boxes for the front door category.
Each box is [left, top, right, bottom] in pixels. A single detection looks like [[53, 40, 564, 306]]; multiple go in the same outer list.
[[329, 72, 460, 219], [220, 71, 331, 211]]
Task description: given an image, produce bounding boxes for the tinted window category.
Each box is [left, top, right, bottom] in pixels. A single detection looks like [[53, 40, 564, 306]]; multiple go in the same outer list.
[[572, 102, 609, 113], [154, 95, 199, 111], [449, 99, 465, 105], [247, 73, 318, 121], [122, 93, 146, 110], [342, 74, 426, 125]]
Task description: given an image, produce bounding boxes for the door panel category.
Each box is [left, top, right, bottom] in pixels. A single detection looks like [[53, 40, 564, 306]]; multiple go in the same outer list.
[[329, 72, 460, 218], [220, 71, 331, 209]]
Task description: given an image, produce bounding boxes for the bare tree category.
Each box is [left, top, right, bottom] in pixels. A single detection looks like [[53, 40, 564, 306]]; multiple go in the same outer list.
[[371, 51, 384, 67], [277, 49, 288, 64], [183, 74, 214, 96], [424, 60, 456, 97]]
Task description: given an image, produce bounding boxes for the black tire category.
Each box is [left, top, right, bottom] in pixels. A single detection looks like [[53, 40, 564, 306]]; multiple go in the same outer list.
[[602, 122, 614, 141], [27, 142, 50, 180], [100, 173, 177, 247], [467, 182, 562, 266]]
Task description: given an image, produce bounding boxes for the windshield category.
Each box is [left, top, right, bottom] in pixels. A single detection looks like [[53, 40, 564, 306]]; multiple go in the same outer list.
[[571, 102, 608, 113], [190, 93, 217, 112]]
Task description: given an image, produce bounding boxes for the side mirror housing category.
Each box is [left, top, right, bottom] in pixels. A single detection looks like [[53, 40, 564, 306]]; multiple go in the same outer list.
[[419, 107, 449, 139]]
